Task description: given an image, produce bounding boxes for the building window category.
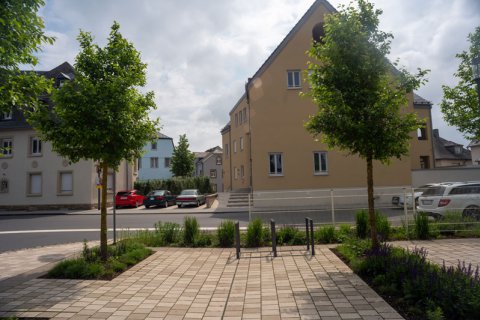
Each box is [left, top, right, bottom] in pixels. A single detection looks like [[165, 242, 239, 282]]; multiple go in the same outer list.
[[243, 108, 247, 123], [287, 70, 301, 88], [58, 171, 73, 195], [151, 141, 157, 150], [0, 177, 8, 193], [420, 156, 430, 169], [234, 167, 238, 180], [235, 114, 238, 127], [239, 111, 243, 124], [241, 165, 244, 178], [240, 137, 244, 151], [314, 152, 328, 174], [1, 110, 12, 120], [225, 144, 229, 157], [454, 146, 462, 155], [28, 172, 42, 196], [216, 156, 222, 165], [212, 184, 217, 192], [150, 157, 159, 168], [1, 138, 12, 156], [210, 169, 217, 178], [30, 137, 42, 156], [269, 153, 283, 176], [164, 157, 171, 168], [417, 127, 427, 140], [138, 158, 142, 170], [234, 140, 237, 153]]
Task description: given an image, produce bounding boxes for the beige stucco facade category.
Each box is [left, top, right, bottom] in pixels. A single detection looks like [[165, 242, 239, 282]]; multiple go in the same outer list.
[[0, 129, 136, 209], [222, 0, 434, 192]]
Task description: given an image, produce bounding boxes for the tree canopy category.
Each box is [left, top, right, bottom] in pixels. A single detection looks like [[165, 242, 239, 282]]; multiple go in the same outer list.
[[305, 0, 427, 246], [0, 0, 55, 113], [171, 134, 195, 177], [29, 22, 159, 260], [441, 26, 480, 141]]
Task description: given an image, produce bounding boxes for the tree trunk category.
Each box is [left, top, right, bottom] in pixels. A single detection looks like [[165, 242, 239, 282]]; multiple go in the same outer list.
[[367, 155, 379, 248], [100, 162, 108, 262]]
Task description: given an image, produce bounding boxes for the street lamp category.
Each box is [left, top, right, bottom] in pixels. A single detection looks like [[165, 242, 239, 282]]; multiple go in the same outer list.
[[472, 56, 480, 110]]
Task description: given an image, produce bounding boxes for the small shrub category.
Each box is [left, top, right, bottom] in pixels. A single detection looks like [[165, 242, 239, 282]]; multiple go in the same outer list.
[[337, 224, 353, 243], [415, 212, 430, 240], [375, 211, 391, 241], [184, 216, 200, 246], [315, 225, 336, 244], [160, 222, 181, 245], [246, 218, 264, 247], [356, 210, 368, 239], [196, 232, 214, 247], [277, 226, 299, 245], [217, 220, 236, 247]]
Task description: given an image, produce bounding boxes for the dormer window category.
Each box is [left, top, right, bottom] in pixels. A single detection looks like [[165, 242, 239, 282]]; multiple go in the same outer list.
[[58, 79, 66, 87], [454, 146, 462, 155]]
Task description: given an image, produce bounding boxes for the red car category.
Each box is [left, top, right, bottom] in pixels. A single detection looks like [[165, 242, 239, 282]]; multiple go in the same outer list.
[[115, 190, 145, 208]]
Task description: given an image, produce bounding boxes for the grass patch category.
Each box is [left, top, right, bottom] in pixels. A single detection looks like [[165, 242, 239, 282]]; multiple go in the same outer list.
[[46, 239, 152, 280]]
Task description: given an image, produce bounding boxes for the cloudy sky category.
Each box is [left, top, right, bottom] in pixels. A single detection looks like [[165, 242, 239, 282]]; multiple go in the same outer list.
[[36, 0, 480, 151]]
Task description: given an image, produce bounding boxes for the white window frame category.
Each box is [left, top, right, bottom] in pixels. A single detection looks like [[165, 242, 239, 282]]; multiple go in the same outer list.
[[150, 157, 159, 168], [27, 172, 42, 196], [164, 157, 171, 168], [210, 169, 217, 178], [30, 136, 42, 156], [58, 171, 73, 195], [2, 110, 12, 120], [216, 156, 222, 165], [269, 153, 283, 176], [313, 151, 328, 175], [234, 140, 237, 153], [287, 70, 301, 89], [1, 138, 13, 157], [234, 167, 238, 180]]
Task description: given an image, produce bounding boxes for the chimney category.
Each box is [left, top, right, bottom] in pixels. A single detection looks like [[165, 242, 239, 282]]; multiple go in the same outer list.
[[433, 129, 439, 138]]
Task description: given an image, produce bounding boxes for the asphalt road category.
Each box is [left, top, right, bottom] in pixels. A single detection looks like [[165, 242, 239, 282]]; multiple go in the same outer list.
[[0, 206, 408, 252]]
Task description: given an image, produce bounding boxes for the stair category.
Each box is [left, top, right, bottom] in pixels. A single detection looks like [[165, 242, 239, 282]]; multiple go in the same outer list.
[[226, 189, 252, 208]]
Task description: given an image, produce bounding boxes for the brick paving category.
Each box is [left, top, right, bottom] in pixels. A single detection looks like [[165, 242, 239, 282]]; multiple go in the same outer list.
[[0, 245, 403, 320], [394, 238, 480, 269]]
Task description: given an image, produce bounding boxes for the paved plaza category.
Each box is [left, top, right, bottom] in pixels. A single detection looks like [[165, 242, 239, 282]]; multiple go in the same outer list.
[[1, 238, 480, 320]]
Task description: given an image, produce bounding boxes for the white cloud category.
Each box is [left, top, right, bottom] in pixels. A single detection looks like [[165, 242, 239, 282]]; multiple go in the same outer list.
[[37, 0, 479, 150]]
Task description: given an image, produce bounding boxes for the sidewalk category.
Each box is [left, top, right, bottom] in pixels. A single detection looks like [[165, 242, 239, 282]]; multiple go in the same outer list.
[[0, 243, 404, 320]]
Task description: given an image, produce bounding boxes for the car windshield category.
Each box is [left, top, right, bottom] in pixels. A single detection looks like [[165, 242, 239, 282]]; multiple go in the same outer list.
[[147, 191, 165, 196], [181, 190, 197, 195], [116, 191, 131, 196], [422, 186, 446, 196]]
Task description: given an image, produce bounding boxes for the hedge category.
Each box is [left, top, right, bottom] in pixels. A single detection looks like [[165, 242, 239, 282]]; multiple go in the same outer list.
[[134, 176, 213, 195]]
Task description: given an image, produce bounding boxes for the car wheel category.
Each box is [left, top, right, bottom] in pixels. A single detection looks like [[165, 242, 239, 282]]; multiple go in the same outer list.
[[116, 205, 120, 209], [463, 206, 480, 220], [135, 201, 139, 208], [196, 200, 200, 207], [178, 204, 181, 208], [145, 205, 150, 209], [164, 201, 168, 208]]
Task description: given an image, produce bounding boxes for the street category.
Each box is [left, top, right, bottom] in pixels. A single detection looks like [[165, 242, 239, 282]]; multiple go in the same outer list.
[[0, 205, 408, 252]]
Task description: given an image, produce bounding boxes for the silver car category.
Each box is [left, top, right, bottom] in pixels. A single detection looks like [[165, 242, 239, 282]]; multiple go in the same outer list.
[[417, 182, 480, 219]]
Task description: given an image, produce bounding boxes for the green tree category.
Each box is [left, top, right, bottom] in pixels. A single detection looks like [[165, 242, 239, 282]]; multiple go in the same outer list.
[[441, 26, 480, 140], [0, 0, 55, 113], [28, 22, 158, 261], [171, 134, 195, 177], [305, 0, 427, 247]]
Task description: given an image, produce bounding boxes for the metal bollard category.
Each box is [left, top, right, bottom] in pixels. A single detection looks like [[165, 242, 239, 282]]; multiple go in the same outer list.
[[271, 219, 277, 257], [235, 221, 241, 259], [305, 217, 310, 251], [310, 219, 315, 256]]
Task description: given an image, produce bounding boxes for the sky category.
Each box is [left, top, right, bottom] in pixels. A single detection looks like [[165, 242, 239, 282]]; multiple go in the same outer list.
[[35, 0, 480, 151]]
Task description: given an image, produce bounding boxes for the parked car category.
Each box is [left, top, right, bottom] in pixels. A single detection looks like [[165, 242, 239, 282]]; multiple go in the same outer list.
[[176, 189, 206, 208], [417, 182, 480, 219], [115, 190, 145, 208], [143, 190, 176, 209], [391, 184, 436, 208]]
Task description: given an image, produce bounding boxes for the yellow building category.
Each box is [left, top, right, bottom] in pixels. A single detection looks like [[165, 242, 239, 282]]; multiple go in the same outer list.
[[221, 0, 434, 192]]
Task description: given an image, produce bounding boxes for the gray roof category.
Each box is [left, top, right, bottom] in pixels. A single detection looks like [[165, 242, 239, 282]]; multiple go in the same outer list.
[[157, 132, 172, 139], [0, 62, 74, 131], [413, 93, 432, 106], [434, 132, 471, 161]]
